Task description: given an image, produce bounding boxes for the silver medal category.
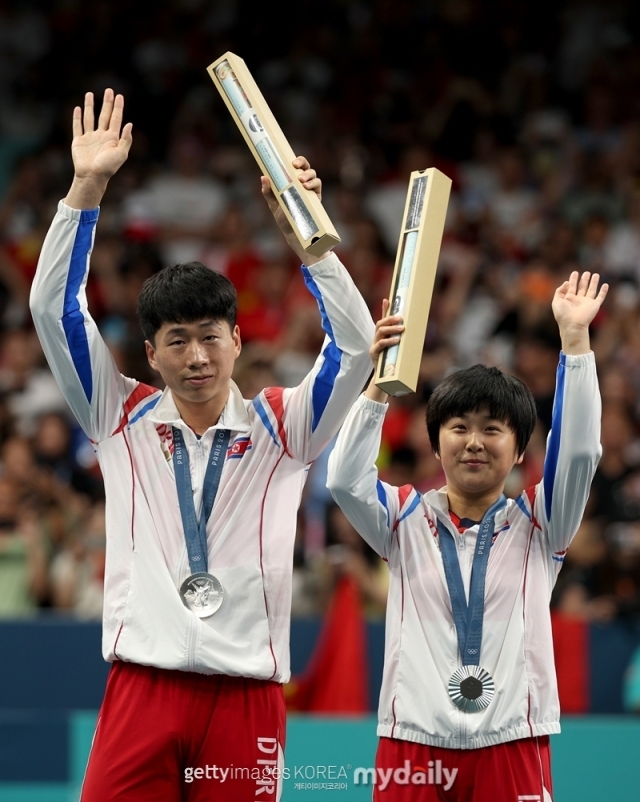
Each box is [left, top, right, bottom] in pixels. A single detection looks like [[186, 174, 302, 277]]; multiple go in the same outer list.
[[180, 572, 224, 618], [448, 665, 495, 712]]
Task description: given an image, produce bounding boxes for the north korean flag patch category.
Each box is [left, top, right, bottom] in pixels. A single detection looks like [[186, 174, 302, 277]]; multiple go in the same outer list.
[[227, 436, 252, 459]]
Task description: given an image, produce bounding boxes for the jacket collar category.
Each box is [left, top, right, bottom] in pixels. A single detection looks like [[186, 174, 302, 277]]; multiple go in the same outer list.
[[147, 379, 251, 433], [423, 488, 510, 532]]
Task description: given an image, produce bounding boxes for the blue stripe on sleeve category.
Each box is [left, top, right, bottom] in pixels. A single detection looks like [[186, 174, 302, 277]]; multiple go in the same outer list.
[[543, 354, 567, 522], [301, 266, 343, 433], [62, 209, 99, 403], [397, 492, 422, 524], [252, 397, 280, 447], [128, 396, 161, 426], [515, 494, 531, 521], [376, 480, 390, 528]]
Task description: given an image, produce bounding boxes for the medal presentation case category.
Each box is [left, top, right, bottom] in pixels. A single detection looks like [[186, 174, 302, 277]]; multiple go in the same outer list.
[[207, 52, 340, 258], [375, 168, 452, 397]]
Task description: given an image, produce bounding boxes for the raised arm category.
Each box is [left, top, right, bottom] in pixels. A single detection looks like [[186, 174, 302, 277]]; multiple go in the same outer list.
[[535, 271, 608, 555], [327, 304, 408, 558], [29, 90, 157, 442], [254, 159, 375, 464]]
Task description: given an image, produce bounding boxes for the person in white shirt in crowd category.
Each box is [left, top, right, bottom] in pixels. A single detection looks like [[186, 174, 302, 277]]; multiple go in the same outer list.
[[124, 131, 228, 266]]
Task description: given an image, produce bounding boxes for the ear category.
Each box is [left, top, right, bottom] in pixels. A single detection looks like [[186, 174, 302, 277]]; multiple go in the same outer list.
[[233, 325, 242, 358], [145, 340, 159, 372], [515, 452, 525, 465]]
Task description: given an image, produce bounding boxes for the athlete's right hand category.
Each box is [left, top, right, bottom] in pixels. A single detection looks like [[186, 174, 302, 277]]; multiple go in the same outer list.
[[370, 298, 404, 366], [363, 299, 402, 403], [71, 88, 133, 180]]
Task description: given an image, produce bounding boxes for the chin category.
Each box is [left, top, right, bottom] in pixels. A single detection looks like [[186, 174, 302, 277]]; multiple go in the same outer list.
[[457, 477, 496, 494]]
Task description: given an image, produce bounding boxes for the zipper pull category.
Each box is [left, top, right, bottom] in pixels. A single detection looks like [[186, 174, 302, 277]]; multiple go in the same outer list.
[[195, 439, 203, 457], [458, 534, 464, 550]]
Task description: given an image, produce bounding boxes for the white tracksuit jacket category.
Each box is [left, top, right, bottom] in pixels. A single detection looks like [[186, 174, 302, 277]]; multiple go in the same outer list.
[[327, 353, 601, 748], [30, 201, 374, 682]]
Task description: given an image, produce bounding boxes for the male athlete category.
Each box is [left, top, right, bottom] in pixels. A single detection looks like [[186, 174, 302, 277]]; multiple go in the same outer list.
[[30, 89, 374, 801], [328, 274, 607, 801]]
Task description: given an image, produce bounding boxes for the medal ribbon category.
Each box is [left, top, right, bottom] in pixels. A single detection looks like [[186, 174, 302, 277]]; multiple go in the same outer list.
[[436, 495, 506, 667], [172, 427, 231, 575]]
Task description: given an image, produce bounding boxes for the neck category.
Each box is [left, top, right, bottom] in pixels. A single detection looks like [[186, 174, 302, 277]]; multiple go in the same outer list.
[[445, 487, 503, 523], [172, 388, 230, 435]]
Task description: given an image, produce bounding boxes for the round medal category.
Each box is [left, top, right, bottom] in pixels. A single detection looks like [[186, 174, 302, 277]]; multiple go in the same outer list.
[[448, 666, 495, 712], [179, 572, 224, 618]]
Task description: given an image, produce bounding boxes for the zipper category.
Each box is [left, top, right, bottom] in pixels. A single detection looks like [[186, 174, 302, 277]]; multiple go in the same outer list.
[[186, 611, 198, 671], [190, 433, 203, 671], [193, 436, 205, 513]]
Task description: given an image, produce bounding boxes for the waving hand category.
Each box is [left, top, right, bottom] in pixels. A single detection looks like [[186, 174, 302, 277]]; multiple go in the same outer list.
[[65, 88, 132, 210], [552, 271, 609, 355]]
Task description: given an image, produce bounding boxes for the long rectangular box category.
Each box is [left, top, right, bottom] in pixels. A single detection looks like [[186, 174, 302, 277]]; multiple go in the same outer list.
[[375, 168, 452, 396], [207, 52, 340, 257]]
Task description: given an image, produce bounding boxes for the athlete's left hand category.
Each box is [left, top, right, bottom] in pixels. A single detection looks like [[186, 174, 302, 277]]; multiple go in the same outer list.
[[552, 271, 608, 355], [261, 156, 326, 264]]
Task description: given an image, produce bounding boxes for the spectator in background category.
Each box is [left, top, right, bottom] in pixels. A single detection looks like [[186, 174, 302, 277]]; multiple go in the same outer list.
[[198, 204, 266, 290], [365, 144, 443, 255], [231, 346, 278, 401], [589, 404, 640, 525], [604, 188, 640, 281], [562, 150, 624, 229], [50, 501, 105, 619], [323, 503, 388, 618], [0, 477, 47, 616], [486, 146, 543, 257], [554, 403, 640, 622], [235, 256, 295, 345], [32, 412, 103, 501], [512, 328, 561, 432], [336, 217, 391, 315], [0, 328, 69, 435], [124, 132, 228, 265]]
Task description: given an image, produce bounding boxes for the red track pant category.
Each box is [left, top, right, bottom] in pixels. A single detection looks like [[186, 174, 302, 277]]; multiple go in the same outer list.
[[80, 660, 286, 802], [373, 734, 553, 802]]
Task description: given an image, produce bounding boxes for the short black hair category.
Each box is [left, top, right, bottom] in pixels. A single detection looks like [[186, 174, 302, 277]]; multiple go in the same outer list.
[[136, 262, 237, 343], [426, 364, 537, 457]]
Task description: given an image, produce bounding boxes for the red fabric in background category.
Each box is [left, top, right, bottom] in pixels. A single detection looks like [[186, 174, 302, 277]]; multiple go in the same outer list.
[[551, 612, 589, 713], [287, 575, 369, 713]]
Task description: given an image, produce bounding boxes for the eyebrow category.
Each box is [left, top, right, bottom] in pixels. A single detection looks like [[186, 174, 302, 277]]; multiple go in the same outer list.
[[164, 321, 221, 336], [451, 413, 505, 423]]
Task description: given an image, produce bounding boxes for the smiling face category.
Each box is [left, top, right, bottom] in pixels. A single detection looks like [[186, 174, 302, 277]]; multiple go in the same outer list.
[[145, 318, 241, 416], [436, 408, 523, 503]]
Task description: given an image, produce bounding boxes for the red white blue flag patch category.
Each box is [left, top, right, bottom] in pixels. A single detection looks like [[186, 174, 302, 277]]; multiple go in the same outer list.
[[227, 437, 252, 459]]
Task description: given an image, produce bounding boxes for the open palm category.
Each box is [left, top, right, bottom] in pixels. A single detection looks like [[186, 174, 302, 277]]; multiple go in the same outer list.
[[71, 89, 132, 179], [552, 271, 609, 330]]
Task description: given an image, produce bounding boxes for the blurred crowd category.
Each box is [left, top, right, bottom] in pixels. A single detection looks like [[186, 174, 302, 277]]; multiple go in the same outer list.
[[1, 0, 640, 627]]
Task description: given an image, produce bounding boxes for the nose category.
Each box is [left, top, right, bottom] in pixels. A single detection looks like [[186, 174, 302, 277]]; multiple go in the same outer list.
[[465, 431, 484, 452], [186, 340, 210, 368]]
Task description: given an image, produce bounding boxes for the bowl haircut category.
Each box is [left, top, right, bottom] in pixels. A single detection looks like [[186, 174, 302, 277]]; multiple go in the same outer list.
[[426, 364, 537, 457], [136, 262, 238, 345]]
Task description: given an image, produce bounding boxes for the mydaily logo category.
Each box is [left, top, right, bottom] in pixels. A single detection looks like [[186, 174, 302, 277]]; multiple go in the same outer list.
[[354, 760, 458, 791]]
